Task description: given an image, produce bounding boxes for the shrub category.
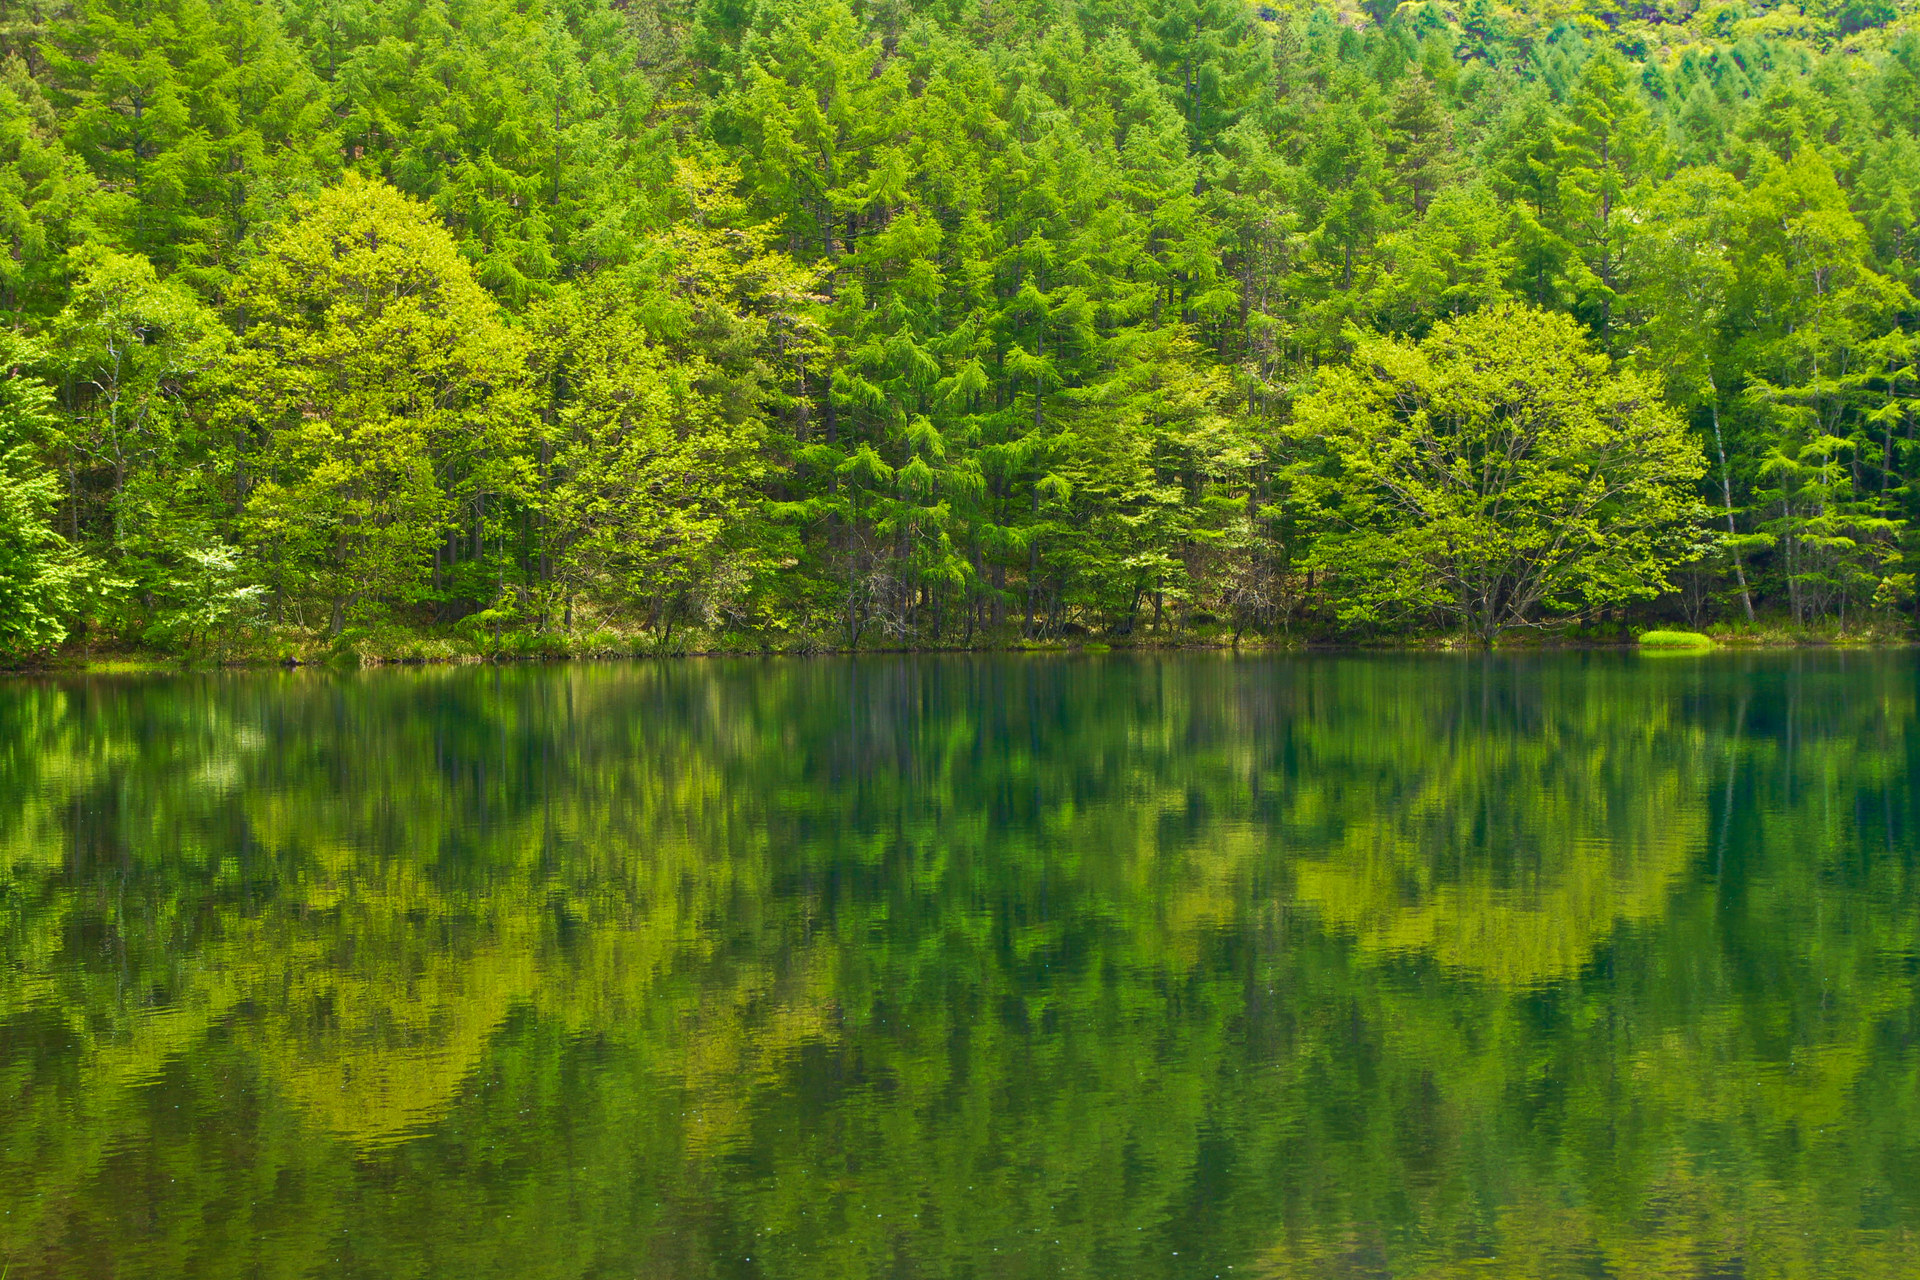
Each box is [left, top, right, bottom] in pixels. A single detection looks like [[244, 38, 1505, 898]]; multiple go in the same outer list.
[[1638, 629, 1714, 650]]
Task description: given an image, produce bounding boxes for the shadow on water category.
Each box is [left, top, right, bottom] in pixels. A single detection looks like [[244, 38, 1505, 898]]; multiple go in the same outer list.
[[1, 652, 1917, 1277]]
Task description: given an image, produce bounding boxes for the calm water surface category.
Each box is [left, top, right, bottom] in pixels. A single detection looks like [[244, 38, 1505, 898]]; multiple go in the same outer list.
[[2, 653, 1917, 1278]]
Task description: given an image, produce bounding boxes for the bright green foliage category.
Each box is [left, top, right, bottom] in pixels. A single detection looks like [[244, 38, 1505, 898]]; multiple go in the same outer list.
[[5, 658, 1920, 1272], [1638, 627, 1714, 648], [0, 63, 93, 322], [1628, 166, 1762, 617], [1552, 51, 1658, 348], [0, 335, 90, 657], [142, 539, 264, 654], [527, 273, 765, 639], [222, 175, 531, 633], [0, 0, 1918, 652], [42, 0, 334, 290], [0, 457, 85, 658], [49, 245, 227, 578], [1289, 306, 1706, 641], [532, 159, 817, 639], [292, 0, 669, 298], [1735, 151, 1913, 626]]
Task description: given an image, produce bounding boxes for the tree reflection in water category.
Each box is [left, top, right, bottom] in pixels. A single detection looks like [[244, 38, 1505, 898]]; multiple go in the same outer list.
[[1, 654, 1915, 1278]]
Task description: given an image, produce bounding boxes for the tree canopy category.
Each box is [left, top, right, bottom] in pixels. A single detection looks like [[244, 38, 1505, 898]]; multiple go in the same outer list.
[[3, 0, 1920, 657], [1290, 306, 1706, 640]]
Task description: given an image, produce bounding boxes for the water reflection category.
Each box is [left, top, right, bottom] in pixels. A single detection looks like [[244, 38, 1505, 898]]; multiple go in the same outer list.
[[1, 654, 1916, 1277]]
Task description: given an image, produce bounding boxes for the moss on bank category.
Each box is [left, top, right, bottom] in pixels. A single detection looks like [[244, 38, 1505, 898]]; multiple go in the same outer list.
[[1639, 630, 1716, 650]]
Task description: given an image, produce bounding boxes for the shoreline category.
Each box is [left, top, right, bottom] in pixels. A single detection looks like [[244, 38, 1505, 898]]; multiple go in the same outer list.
[[11, 631, 1914, 675]]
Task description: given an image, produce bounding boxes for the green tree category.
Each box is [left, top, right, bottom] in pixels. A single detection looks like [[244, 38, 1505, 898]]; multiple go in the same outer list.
[[0, 62, 93, 322], [1552, 50, 1658, 349], [1287, 305, 1707, 642], [143, 538, 264, 655], [1294, 93, 1387, 345], [1627, 167, 1757, 619], [1133, 0, 1270, 148], [1370, 181, 1516, 332], [292, 0, 666, 299], [0, 333, 92, 657], [1733, 152, 1911, 626], [1485, 88, 1570, 311], [1384, 72, 1451, 217], [43, 0, 332, 289], [221, 174, 531, 634], [526, 272, 766, 644], [49, 244, 226, 574]]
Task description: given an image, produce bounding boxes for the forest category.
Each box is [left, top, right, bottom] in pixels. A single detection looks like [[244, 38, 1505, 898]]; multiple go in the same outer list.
[[1, 0, 1918, 659]]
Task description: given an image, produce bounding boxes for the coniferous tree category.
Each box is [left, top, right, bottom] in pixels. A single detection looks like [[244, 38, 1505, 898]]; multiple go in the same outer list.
[[0, 0, 1915, 650]]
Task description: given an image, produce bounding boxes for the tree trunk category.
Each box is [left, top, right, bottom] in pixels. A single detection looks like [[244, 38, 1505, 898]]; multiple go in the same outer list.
[[1708, 395, 1755, 622], [1025, 492, 1039, 638]]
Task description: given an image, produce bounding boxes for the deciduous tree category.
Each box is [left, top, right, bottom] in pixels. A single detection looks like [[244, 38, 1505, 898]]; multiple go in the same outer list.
[[1288, 305, 1706, 641]]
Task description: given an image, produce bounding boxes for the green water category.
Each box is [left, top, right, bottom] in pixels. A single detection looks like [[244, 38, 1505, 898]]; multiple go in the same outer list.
[[1, 654, 1916, 1278]]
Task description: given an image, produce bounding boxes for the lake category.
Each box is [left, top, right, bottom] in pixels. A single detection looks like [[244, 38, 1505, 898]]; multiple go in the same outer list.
[[1, 653, 1916, 1278]]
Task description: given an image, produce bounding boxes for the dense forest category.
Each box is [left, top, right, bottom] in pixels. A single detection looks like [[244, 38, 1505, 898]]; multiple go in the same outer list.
[[1, 0, 1918, 659]]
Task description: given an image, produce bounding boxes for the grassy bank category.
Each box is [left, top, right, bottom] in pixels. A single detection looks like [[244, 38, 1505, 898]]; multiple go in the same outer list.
[[11, 616, 1914, 674], [1639, 630, 1717, 650]]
